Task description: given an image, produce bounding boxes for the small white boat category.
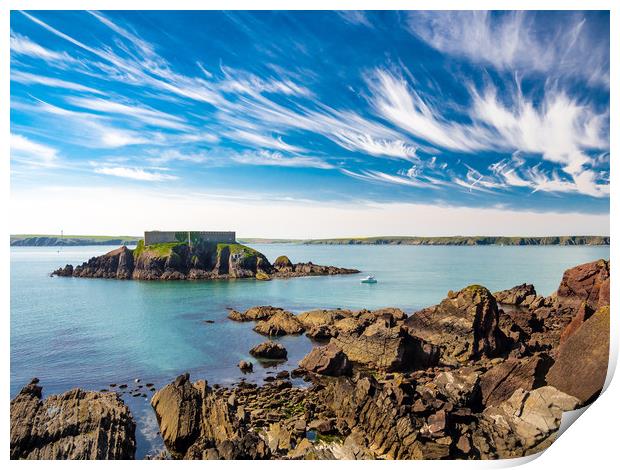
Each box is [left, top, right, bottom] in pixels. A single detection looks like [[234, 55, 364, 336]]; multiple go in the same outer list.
[[360, 275, 377, 284]]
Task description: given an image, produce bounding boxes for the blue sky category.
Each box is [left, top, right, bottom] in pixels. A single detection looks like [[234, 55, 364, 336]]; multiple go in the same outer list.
[[10, 11, 610, 236]]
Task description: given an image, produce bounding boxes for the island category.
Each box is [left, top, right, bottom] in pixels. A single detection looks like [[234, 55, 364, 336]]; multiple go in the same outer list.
[[51, 230, 359, 281]]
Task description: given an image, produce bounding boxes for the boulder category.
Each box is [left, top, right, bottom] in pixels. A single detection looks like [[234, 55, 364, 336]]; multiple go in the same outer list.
[[368, 307, 407, 321], [546, 306, 610, 403], [299, 343, 352, 376], [434, 367, 481, 408], [479, 354, 552, 407], [152, 373, 270, 460], [493, 283, 536, 305], [253, 311, 305, 336], [11, 379, 136, 460], [331, 320, 438, 371], [150, 373, 203, 455], [405, 285, 508, 363], [273, 255, 293, 271], [228, 306, 287, 322], [249, 341, 288, 360], [305, 325, 335, 341], [296, 309, 348, 328], [555, 259, 610, 311], [238, 361, 253, 372], [477, 386, 579, 458]]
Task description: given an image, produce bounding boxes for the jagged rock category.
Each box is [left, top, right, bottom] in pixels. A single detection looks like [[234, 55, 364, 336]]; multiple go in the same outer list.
[[479, 354, 552, 407], [476, 386, 579, 458], [555, 259, 610, 311], [51, 264, 73, 277], [405, 285, 508, 364], [238, 361, 253, 372], [296, 309, 349, 328], [372, 307, 407, 321], [228, 306, 287, 322], [306, 324, 336, 341], [150, 373, 203, 455], [253, 311, 305, 336], [274, 262, 359, 278], [559, 302, 594, 344], [273, 255, 293, 271], [264, 423, 292, 453], [493, 284, 536, 305], [332, 316, 367, 335], [249, 341, 288, 360], [546, 306, 610, 403], [331, 320, 439, 371], [11, 379, 136, 459], [299, 343, 352, 376], [152, 374, 270, 460], [434, 367, 481, 408]]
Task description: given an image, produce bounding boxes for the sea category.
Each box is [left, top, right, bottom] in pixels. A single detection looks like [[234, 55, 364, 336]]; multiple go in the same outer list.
[[10, 243, 609, 457]]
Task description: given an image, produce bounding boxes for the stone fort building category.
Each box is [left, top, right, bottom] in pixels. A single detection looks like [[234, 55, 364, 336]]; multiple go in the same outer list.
[[144, 231, 236, 246]]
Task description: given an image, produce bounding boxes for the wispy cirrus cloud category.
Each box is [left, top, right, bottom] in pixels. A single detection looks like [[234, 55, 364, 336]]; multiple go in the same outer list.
[[66, 96, 191, 131], [367, 67, 609, 197], [226, 130, 304, 153], [10, 10, 610, 210], [94, 166, 177, 181], [10, 31, 78, 66], [407, 11, 609, 87], [10, 70, 103, 94], [11, 133, 59, 168], [232, 150, 334, 169]]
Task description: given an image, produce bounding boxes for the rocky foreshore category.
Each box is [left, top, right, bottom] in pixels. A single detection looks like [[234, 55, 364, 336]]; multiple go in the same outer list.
[[12, 259, 609, 460], [51, 243, 359, 281]]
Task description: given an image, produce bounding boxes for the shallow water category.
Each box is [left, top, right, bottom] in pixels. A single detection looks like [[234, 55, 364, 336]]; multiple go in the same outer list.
[[10, 244, 609, 457]]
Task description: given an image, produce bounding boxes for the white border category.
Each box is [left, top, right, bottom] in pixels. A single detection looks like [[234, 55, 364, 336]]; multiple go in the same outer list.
[[2, 1, 615, 468]]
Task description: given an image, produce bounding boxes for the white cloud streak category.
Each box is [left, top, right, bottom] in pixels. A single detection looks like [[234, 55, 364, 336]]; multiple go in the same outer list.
[[11, 70, 103, 94], [94, 166, 177, 181], [11, 133, 59, 168], [407, 11, 609, 87], [232, 150, 334, 169], [368, 68, 609, 197]]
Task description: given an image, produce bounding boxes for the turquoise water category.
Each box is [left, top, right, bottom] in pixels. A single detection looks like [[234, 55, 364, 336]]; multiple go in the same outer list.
[[10, 244, 609, 457]]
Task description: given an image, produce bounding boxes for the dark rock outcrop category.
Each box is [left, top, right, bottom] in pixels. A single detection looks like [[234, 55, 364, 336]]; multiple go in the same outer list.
[[151, 374, 270, 459], [299, 343, 352, 376], [555, 259, 610, 310], [546, 305, 610, 403], [331, 320, 439, 371], [493, 283, 536, 306], [228, 306, 287, 322], [11, 379, 136, 460], [253, 311, 305, 336], [405, 285, 508, 364], [479, 354, 552, 407], [249, 341, 288, 360]]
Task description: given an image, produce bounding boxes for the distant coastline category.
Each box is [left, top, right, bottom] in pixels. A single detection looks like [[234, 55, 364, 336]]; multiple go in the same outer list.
[[11, 234, 610, 247]]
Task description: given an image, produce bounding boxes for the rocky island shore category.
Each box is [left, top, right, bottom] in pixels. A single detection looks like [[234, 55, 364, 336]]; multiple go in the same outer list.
[[13, 259, 609, 460], [51, 241, 359, 281]]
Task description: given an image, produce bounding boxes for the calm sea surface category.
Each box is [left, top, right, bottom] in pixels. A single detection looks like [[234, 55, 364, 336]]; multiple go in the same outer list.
[[10, 244, 609, 457]]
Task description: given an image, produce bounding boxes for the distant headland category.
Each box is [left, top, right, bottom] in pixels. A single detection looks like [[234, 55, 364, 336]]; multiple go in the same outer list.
[[11, 234, 610, 247]]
